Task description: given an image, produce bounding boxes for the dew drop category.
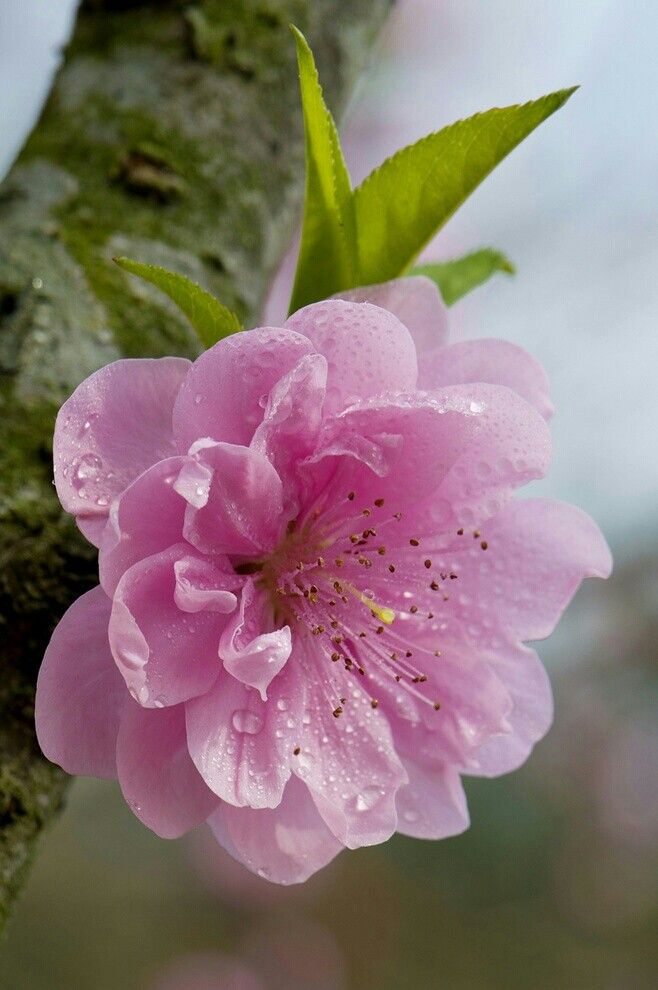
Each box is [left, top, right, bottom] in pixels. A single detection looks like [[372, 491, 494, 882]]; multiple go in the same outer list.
[[231, 709, 263, 735], [353, 785, 383, 813]]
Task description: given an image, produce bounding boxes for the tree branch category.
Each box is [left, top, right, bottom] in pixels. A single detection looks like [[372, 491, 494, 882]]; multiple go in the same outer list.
[[0, 0, 392, 933]]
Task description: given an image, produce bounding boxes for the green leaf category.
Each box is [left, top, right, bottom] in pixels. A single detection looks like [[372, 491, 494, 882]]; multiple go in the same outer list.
[[288, 25, 356, 314], [414, 248, 515, 306], [353, 88, 577, 286], [113, 257, 242, 348]]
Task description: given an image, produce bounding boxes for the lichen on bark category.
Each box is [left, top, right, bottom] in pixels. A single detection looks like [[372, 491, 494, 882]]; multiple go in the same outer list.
[[0, 0, 392, 933]]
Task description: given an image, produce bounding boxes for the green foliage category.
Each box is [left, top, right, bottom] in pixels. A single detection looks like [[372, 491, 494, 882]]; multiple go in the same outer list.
[[113, 257, 242, 348], [414, 248, 515, 306], [353, 89, 576, 286], [288, 26, 356, 314], [288, 30, 575, 310]]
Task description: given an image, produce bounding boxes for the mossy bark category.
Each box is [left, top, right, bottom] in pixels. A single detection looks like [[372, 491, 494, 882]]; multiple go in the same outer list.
[[0, 0, 391, 934]]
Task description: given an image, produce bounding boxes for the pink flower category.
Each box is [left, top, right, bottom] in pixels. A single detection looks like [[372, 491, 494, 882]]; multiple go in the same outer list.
[[36, 277, 611, 883]]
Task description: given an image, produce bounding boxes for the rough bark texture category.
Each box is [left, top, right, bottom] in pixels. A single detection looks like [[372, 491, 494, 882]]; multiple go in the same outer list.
[[0, 0, 391, 933]]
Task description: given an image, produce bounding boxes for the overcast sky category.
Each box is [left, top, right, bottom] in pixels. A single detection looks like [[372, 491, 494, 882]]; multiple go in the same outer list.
[[1, 0, 656, 553]]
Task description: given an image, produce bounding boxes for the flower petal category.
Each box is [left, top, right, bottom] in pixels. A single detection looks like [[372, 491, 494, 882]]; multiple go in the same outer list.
[[395, 760, 469, 839], [251, 353, 327, 509], [286, 299, 418, 415], [174, 441, 285, 557], [469, 645, 554, 777], [53, 357, 190, 523], [445, 497, 612, 644], [99, 456, 186, 597], [174, 556, 239, 614], [116, 701, 218, 838], [302, 391, 485, 516], [220, 579, 292, 701], [109, 545, 228, 708], [173, 328, 314, 451], [421, 383, 552, 531], [208, 776, 342, 884], [185, 664, 302, 809], [334, 275, 448, 354], [291, 660, 407, 849], [420, 338, 553, 420], [35, 587, 126, 779]]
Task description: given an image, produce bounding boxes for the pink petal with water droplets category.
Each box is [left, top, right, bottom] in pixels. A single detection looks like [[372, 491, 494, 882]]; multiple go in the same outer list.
[[99, 456, 186, 597], [185, 663, 302, 809], [335, 275, 448, 354], [54, 357, 190, 523], [35, 587, 126, 778], [286, 299, 418, 415], [220, 579, 291, 701], [209, 776, 342, 884], [289, 658, 406, 850], [251, 353, 327, 507], [421, 337, 553, 420], [396, 760, 469, 839], [174, 556, 239, 614], [446, 497, 612, 644], [173, 328, 314, 451], [175, 441, 285, 557], [469, 644, 554, 778], [109, 545, 228, 708], [116, 701, 218, 838]]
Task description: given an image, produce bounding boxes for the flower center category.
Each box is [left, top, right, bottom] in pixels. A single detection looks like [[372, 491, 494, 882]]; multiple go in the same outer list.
[[248, 488, 486, 720]]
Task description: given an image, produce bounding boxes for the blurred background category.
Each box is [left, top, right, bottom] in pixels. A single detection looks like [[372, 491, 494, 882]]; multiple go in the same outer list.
[[1, 1, 656, 987]]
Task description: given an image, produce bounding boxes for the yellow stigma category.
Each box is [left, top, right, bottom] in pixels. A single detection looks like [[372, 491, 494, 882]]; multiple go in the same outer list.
[[362, 597, 395, 625]]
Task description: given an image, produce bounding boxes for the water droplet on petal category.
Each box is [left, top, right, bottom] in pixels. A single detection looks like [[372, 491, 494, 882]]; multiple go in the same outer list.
[[231, 709, 263, 735], [353, 785, 383, 813]]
